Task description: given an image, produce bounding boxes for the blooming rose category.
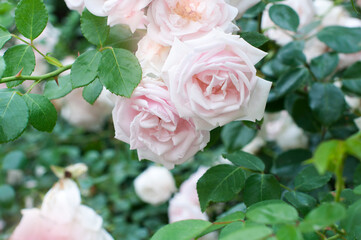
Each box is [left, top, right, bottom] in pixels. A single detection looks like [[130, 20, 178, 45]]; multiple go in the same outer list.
[[162, 29, 272, 130], [226, 0, 260, 18], [263, 111, 308, 150], [60, 88, 113, 131], [358, 0, 361, 7], [168, 167, 217, 240], [64, 0, 85, 13], [262, 0, 315, 46], [112, 77, 210, 169], [84, 0, 151, 32], [10, 179, 113, 240], [135, 35, 171, 77], [134, 166, 176, 205], [147, 0, 238, 45]]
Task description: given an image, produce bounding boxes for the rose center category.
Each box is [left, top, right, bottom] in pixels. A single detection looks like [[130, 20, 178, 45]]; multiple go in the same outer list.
[[173, 1, 202, 21]]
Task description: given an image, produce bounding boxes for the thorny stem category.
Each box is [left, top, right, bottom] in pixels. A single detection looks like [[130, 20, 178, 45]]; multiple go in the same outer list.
[[0, 64, 72, 84]]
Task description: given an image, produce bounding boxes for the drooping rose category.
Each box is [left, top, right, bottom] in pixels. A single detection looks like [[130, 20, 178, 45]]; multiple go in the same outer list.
[[162, 29, 272, 130], [60, 88, 113, 131], [262, 0, 315, 46], [64, 0, 85, 13], [226, 0, 260, 18], [112, 77, 210, 169], [10, 179, 113, 240], [147, 0, 238, 46], [135, 35, 171, 77], [134, 166, 176, 205], [84, 0, 152, 32]]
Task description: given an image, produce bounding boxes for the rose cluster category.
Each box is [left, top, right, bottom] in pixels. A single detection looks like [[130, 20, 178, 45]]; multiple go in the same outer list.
[[64, 0, 272, 169]]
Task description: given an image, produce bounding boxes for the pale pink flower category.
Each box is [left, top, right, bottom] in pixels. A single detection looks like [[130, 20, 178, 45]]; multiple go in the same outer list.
[[112, 77, 210, 169], [136, 35, 171, 77], [60, 88, 113, 131], [262, 0, 315, 46], [162, 29, 272, 130], [263, 111, 308, 150], [168, 167, 217, 240], [147, 0, 238, 46], [10, 179, 113, 240], [355, 117, 361, 130], [134, 166, 176, 205], [84, 0, 152, 32]]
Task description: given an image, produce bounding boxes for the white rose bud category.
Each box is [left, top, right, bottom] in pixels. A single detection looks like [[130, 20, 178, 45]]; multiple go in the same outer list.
[[134, 166, 176, 205]]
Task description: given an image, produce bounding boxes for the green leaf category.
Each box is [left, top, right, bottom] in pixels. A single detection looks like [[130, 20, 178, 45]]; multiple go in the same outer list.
[[310, 52, 339, 80], [219, 222, 244, 240], [284, 191, 317, 216], [43, 75, 72, 100], [81, 9, 109, 46], [239, 32, 268, 47], [270, 67, 309, 101], [341, 199, 361, 239], [243, 174, 281, 207], [277, 41, 306, 66], [309, 83, 345, 126], [317, 26, 361, 53], [23, 94, 57, 132], [15, 0, 48, 40], [200, 212, 245, 237], [98, 48, 142, 97], [342, 61, 361, 96], [221, 121, 257, 152], [272, 149, 312, 178], [3, 44, 35, 87], [197, 165, 246, 212], [0, 56, 5, 78], [346, 133, 361, 160], [269, 4, 300, 32], [311, 140, 345, 174], [220, 225, 273, 240], [223, 151, 265, 172], [0, 91, 29, 143], [285, 94, 320, 132], [150, 220, 212, 240], [276, 225, 303, 240], [0, 184, 15, 208], [0, 25, 11, 49], [82, 78, 103, 105], [2, 150, 27, 170], [294, 165, 332, 192], [71, 50, 102, 88], [246, 202, 298, 224], [300, 202, 346, 232]]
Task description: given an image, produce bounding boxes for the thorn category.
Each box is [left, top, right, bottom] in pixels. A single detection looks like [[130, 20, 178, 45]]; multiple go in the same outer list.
[[78, 51, 80, 57], [54, 76, 59, 86], [16, 68, 23, 77]]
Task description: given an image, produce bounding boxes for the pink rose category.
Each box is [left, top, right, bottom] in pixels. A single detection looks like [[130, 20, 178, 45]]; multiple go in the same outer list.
[[168, 167, 217, 240], [162, 29, 272, 130], [10, 179, 113, 240], [60, 88, 113, 131], [135, 35, 171, 77], [147, 0, 238, 46], [112, 77, 210, 169], [84, 0, 152, 32]]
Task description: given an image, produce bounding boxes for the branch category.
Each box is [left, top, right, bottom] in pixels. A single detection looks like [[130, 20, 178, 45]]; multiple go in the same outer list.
[[0, 65, 72, 84]]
